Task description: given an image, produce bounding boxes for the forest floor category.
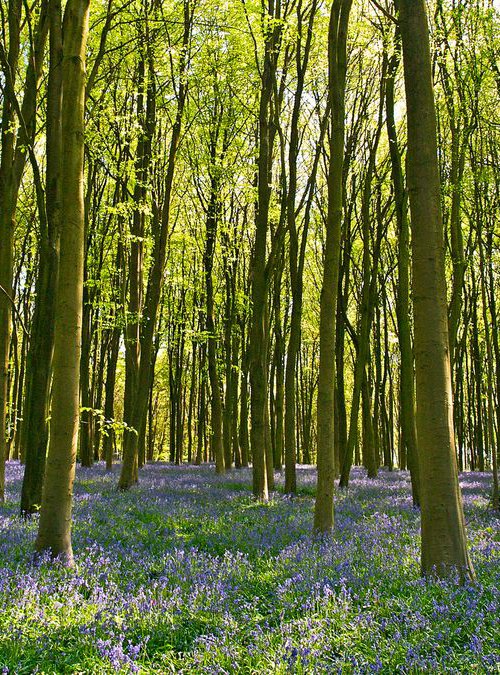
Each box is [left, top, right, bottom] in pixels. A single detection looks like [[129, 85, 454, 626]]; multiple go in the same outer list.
[[0, 462, 499, 674]]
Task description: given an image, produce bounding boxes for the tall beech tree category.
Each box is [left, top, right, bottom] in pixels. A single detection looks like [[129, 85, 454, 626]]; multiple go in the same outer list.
[[284, 0, 319, 495], [249, 0, 285, 501], [339, 58, 385, 488], [20, 0, 62, 516], [399, 0, 474, 580], [0, 0, 49, 501], [314, 0, 352, 532], [202, 120, 227, 476], [385, 20, 420, 507], [121, 34, 156, 480], [34, 0, 90, 562], [0, 0, 22, 503]]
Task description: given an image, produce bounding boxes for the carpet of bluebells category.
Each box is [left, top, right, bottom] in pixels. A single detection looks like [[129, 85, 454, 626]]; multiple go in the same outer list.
[[0, 462, 499, 674]]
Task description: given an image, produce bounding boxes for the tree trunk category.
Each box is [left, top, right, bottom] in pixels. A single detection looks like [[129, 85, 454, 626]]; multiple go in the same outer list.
[[272, 265, 285, 472], [20, 0, 60, 516], [239, 324, 250, 468], [205, 170, 225, 474], [122, 50, 155, 481], [339, 57, 384, 488], [283, 1, 318, 493], [249, 6, 282, 502], [313, 0, 352, 532], [79, 293, 94, 467], [399, 0, 474, 580], [35, 0, 90, 563], [385, 24, 420, 504], [223, 267, 234, 471], [103, 326, 120, 471], [361, 370, 377, 478], [477, 225, 499, 509], [0, 0, 44, 501]]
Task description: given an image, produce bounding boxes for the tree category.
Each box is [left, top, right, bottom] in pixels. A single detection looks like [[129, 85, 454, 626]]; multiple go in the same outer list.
[[339, 53, 385, 487], [203, 127, 226, 475], [121, 29, 156, 478], [0, 0, 48, 502], [385, 19, 420, 506], [314, 0, 352, 532], [21, 0, 61, 515], [34, 0, 90, 562], [0, 0, 22, 503], [249, 0, 285, 501], [284, 0, 319, 494], [398, 0, 474, 580]]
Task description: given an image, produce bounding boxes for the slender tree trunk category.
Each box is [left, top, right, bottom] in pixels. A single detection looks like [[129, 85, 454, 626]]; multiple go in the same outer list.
[[339, 71, 384, 488], [195, 344, 206, 465], [283, 0, 318, 493], [103, 325, 120, 471], [19, 0, 59, 514], [435, 1, 471, 368], [12, 319, 27, 461], [385, 25, 420, 505], [187, 337, 197, 463], [361, 370, 377, 478], [0, 5, 19, 501], [79, 294, 94, 466], [92, 330, 106, 461], [239, 324, 250, 468], [470, 270, 484, 471], [335, 239, 351, 478], [381, 293, 394, 470], [122, 50, 155, 480], [485, 231, 500, 509], [231, 321, 241, 468], [314, 0, 352, 532], [223, 261, 234, 470], [477, 227, 499, 509], [284, 136, 323, 485], [204, 170, 225, 474], [249, 7, 282, 501], [272, 264, 285, 472]]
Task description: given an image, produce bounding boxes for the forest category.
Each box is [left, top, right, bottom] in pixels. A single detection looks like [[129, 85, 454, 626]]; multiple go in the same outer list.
[[0, 0, 499, 671]]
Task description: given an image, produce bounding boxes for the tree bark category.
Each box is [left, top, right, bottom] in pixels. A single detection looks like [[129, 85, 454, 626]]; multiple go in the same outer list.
[[314, 0, 352, 531], [284, 0, 319, 493], [249, 4, 283, 501], [122, 49, 155, 479], [35, 0, 90, 563], [18, 0, 58, 515], [0, 0, 43, 501], [399, 0, 474, 580], [204, 170, 225, 474], [385, 24, 420, 505]]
